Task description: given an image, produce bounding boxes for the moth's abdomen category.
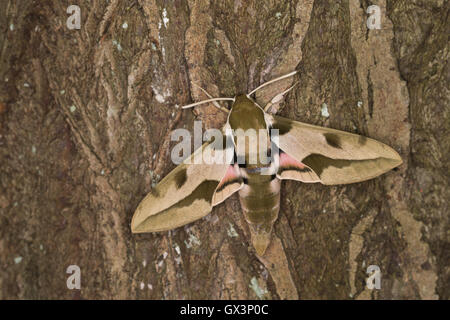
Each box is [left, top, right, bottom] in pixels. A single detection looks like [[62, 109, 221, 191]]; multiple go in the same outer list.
[[238, 173, 280, 256], [239, 178, 280, 223]]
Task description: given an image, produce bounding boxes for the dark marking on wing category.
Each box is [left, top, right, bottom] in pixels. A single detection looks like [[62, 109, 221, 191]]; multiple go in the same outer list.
[[271, 118, 292, 135], [137, 180, 220, 230], [324, 133, 342, 149], [166, 180, 218, 211], [278, 166, 312, 174], [215, 178, 242, 193], [358, 135, 367, 145], [302, 154, 357, 177], [302, 153, 397, 178], [151, 187, 161, 197], [174, 167, 188, 189]]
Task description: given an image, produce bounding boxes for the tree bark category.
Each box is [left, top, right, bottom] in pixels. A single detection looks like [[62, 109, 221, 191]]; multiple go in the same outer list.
[[0, 0, 448, 299]]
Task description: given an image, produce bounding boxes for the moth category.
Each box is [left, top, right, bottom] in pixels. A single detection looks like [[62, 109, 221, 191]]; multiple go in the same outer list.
[[131, 71, 402, 256]]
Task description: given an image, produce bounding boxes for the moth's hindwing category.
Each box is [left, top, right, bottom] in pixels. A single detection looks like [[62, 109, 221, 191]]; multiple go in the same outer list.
[[131, 142, 242, 233], [277, 151, 320, 183], [269, 114, 402, 185]]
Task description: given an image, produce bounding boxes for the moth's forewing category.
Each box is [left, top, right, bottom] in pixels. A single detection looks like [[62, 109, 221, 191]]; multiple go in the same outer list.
[[131, 142, 239, 233], [268, 114, 402, 185]]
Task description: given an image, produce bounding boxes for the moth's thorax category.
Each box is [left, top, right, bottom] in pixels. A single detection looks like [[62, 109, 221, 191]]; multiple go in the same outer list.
[[229, 95, 270, 166], [229, 95, 267, 131]]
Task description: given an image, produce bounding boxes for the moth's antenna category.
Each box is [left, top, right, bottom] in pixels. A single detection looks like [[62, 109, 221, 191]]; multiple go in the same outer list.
[[247, 71, 297, 97], [191, 83, 231, 113], [264, 82, 298, 112], [182, 83, 234, 112], [181, 98, 235, 110], [192, 83, 215, 99]]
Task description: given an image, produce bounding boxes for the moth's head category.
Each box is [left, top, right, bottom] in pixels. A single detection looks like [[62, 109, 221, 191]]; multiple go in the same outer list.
[[228, 94, 266, 131]]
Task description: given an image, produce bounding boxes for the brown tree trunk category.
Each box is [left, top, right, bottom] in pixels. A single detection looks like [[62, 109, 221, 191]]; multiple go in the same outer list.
[[0, 0, 448, 299]]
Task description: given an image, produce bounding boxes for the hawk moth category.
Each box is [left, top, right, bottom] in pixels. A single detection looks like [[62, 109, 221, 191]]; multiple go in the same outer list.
[[131, 72, 402, 256]]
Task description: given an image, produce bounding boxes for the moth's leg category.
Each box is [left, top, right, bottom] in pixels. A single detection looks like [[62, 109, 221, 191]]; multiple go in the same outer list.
[[247, 71, 297, 97], [263, 82, 297, 113]]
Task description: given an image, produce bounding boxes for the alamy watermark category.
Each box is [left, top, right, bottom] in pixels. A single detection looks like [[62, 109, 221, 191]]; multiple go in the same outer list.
[[170, 121, 279, 171], [66, 265, 81, 290], [366, 265, 381, 290], [367, 5, 381, 30], [66, 5, 81, 30], [65, 4, 382, 31]]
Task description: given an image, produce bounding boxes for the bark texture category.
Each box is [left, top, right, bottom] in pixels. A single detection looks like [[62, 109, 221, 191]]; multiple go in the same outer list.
[[0, 0, 448, 299]]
